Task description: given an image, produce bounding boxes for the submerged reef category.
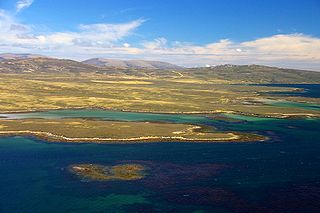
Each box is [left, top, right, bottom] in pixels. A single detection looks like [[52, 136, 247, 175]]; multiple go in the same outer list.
[[69, 163, 147, 181]]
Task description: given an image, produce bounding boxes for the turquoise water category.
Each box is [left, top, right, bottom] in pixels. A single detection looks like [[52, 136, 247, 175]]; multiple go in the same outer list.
[[1, 85, 320, 213], [1, 109, 218, 124]]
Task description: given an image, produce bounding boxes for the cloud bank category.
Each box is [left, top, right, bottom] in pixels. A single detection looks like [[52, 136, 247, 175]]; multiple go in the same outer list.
[[140, 35, 320, 70], [1, 3, 320, 70]]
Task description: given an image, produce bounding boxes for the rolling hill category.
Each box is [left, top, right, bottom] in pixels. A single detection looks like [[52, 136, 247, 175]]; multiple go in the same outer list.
[[0, 53, 45, 61], [0, 54, 320, 83], [182, 64, 320, 84], [82, 58, 183, 70], [0, 57, 96, 73]]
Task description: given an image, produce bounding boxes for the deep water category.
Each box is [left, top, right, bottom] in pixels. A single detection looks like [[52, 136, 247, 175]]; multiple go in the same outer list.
[[1, 84, 320, 213], [255, 84, 320, 98]]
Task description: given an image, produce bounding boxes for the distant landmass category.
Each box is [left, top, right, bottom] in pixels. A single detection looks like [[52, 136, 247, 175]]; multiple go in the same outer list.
[[82, 58, 183, 70], [0, 53, 45, 61], [0, 55, 95, 73], [183, 64, 320, 84], [0, 53, 320, 84]]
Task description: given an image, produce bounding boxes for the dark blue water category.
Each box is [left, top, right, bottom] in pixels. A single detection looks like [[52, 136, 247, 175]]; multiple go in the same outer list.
[[255, 84, 320, 98], [1, 85, 320, 213]]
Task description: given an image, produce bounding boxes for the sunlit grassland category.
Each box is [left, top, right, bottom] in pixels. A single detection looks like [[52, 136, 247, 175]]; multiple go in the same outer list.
[[0, 73, 319, 117], [0, 118, 263, 142]]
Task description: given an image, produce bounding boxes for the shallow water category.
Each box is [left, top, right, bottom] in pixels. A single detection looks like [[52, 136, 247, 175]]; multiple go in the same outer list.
[[1, 85, 320, 213], [1, 109, 219, 124]]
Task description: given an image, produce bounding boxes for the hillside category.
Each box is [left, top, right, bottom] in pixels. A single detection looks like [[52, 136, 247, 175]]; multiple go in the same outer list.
[[0, 55, 320, 84], [0, 56, 320, 117], [183, 64, 320, 84], [83, 58, 183, 70], [0, 57, 97, 73], [0, 53, 45, 61]]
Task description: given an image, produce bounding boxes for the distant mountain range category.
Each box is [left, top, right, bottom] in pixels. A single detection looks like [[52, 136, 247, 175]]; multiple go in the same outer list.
[[185, 64, 320, 84], [0, 53, 45, 61], [1, 53, 320, 83], [82, 58, 183, 70], [0, 54, 95, 73], [0, 53, 182, 70]]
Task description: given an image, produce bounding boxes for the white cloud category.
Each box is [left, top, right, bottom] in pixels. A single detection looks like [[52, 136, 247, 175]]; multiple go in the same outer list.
[[143, 37, 167, 49], [0, 11, 144, 49], [133, 34, 320, 70], [77, 19, 144, 45], [241, 34, 320, 61], [16, 0, 33, 13], [123, 43, 130, 47]]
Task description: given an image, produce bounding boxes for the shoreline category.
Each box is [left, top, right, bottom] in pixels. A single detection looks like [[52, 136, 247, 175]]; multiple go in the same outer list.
[[0, 130, 266, 144]]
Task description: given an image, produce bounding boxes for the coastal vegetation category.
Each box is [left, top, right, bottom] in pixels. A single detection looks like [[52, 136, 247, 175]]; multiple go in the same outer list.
[[0, 118, 264, 142]]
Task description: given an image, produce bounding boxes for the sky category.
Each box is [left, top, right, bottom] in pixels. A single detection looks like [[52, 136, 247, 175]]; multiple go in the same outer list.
[[0, 0, 320, 70]]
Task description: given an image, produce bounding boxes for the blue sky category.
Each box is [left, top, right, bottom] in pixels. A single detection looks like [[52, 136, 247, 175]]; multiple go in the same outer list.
[[0, 0, 320, 70]]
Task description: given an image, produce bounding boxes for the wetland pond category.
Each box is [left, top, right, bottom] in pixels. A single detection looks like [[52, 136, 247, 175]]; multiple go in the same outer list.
[[1, 84, 320, 212]]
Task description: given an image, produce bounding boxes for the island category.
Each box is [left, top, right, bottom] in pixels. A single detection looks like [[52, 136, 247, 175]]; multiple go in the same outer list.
[[69, 163, 147, 181], [0, 118, 265, 143]]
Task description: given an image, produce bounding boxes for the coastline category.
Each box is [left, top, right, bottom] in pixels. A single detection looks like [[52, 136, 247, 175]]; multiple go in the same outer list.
[[0, 130, 266, 144], [0, 106, 315, 144]]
